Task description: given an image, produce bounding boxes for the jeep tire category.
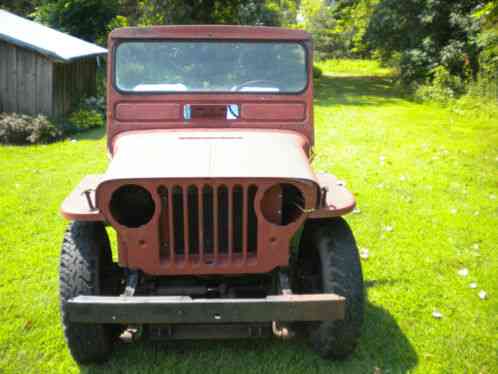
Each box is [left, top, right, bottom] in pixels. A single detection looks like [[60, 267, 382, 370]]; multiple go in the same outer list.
[[59, 221, 117, 364], [296, 217, 364, 359]]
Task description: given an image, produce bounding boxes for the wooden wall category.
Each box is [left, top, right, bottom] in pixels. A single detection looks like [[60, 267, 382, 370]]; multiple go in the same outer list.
[[0, 40, 97, 118], [0, 40, 52, 116], [53, 59, 97, 118]]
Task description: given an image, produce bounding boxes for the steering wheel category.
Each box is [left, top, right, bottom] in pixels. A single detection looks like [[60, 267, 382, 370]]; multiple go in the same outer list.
[[232, 79, 280, 92]]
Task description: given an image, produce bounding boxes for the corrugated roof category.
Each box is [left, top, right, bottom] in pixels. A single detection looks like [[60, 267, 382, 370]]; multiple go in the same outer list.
[[0, 10, 107, 62]]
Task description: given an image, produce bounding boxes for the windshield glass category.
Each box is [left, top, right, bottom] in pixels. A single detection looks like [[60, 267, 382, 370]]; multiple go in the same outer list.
[[115, 41, 307, 93]]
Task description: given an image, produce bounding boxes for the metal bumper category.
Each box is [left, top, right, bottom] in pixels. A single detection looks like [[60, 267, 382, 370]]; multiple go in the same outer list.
[[66, 293, 345, 324]]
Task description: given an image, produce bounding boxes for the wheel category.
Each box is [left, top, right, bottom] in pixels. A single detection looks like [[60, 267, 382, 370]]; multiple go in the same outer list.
[[294, 217, 364, 359], [59, 221, 120, 364]]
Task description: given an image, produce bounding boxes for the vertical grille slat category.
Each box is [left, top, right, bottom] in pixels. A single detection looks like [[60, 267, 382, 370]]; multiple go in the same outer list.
[[158, 186, 169, 262], [203, 185, 214, 255], [232, 185, 244, 255], [217, 186, 229, 254], [198, 185, 204, 262], [168, 186, 176, 263], [247, 185, 258, 255], [213, 185, 219, 261], [172, 186, 184, 256], [186, 185, 199, 257], [160, 183, 258, 266], [228, 187, 233, 259], [183, 187, 190, 261]]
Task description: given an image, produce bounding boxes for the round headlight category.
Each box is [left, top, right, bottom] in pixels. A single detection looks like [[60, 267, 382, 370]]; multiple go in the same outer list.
[[260, 183, 305, 226], [110, 184, 155, 228]]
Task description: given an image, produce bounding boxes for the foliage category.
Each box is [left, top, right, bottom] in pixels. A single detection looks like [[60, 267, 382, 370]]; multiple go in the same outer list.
[[0, 0, 41, 17], [473, 1, 498, 101], [82, 96, 106, 115], [304, 5, 350, 59], [302, 0, 379, 59], [365, 0, 481, 85], [313, 65, 323, 79], [31, 0, 298, 44], [449, 91, 498, 121], [473, 0, 498, 27], [0, 113, 61, 144], [67, 96, 106, 131], [33, 0, 118, 42], [0, 97, 106, 145], [415, 66, 465, 104], [68, 109, 104, 131], [136, 0, 294, 26], [96, 15, 129, 46]]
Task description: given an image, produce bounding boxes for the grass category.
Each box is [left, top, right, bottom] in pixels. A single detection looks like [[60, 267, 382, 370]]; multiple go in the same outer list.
[[315, 58, 395, 77], [1, 60, 497, 373]]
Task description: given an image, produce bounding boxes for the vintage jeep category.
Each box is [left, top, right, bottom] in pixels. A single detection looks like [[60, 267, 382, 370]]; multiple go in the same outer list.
[[60, 26, 364, 364]]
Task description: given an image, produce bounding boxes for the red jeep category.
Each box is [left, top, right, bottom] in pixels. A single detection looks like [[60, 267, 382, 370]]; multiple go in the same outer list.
[[60, 26, 364, 364]]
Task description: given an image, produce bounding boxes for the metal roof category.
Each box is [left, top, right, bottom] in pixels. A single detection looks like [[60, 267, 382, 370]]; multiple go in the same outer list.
[[0, 10, 107, 62]]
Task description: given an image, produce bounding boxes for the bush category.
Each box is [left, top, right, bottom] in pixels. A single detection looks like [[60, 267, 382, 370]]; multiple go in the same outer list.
[[66, 96, 106, 132], [81, 96, 106, 115], [414, 66, 465, 104], [68, 109, 104, 131], [0, 113, 61, 145], [313, 65, 323, 79]]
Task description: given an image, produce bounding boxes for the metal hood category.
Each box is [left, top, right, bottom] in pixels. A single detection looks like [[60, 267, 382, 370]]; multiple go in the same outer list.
[[103, 129, 318, 184]]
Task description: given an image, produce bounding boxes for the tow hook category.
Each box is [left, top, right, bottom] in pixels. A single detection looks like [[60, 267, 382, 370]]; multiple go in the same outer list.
[[122, 269, 139, 297], [272, 270, 295, 339], [272, 321, 293, 339], [120, 270, 142, 342], [120, 326, 142, 343]]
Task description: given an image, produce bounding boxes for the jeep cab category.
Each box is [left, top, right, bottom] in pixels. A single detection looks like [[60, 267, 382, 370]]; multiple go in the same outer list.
[[60, 26, 363, 364]]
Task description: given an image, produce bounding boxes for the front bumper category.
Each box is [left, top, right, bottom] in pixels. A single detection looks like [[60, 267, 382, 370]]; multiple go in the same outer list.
[[66, 293, 345, 324]]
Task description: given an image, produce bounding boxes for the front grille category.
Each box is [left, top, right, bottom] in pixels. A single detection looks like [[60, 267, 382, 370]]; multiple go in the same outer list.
[[157, 184, 258, 264]]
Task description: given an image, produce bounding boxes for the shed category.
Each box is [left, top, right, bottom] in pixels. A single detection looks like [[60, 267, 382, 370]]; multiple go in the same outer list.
[[0, 10, 107, 117]]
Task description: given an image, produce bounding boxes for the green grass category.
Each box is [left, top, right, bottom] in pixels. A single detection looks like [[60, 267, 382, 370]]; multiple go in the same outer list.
[[1, 61, 497, 373], [315, 59, 395, 77]]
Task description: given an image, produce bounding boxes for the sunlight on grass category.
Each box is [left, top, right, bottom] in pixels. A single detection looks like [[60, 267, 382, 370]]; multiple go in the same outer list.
[[316, 59, 395, 77], [0, 60, 497, 373]]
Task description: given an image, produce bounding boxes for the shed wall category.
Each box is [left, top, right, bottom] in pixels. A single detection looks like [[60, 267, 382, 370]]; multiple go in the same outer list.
[[53, 59, 97, 118], [0, 40, 53, 116], [0, 41, 97, 117]]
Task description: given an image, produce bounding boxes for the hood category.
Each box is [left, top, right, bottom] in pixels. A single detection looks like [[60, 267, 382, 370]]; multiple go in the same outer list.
[[102, 129, 318, 184]]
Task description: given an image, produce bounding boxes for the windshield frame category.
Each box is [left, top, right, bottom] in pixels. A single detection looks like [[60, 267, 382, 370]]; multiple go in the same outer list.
[[112, 39, 310, 95]]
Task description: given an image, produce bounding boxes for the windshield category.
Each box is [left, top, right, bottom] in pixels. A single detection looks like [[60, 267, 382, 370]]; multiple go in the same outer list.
[[115, 41, 307, 93]]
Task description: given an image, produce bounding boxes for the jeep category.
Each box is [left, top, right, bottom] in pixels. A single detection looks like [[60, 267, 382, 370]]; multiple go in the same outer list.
[[60, 25, 364, 364]]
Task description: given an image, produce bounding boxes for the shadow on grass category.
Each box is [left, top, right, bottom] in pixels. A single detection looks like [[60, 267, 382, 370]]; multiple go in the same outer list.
[[81, 289, 417, 373], [315, 75, 404, 107]]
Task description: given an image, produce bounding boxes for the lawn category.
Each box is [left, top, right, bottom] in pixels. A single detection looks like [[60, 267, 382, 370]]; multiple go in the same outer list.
[[1, 60, 497, 373]]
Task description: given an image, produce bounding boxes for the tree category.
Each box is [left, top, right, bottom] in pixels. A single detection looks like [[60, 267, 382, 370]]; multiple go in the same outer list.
[[301, 0, 379, 59], [0, 0, 41, 18], [33, 0, 118, 42], [136, 0, 293, 26], [365, 0, 482, 84]]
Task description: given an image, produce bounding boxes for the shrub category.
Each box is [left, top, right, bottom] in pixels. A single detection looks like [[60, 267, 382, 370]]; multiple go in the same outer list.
[[66, 96, 106, 132], [68, 109, 104, 131], [313, 65, 323, 79], [414, 66, 465, 104], [0, 113, 61, 145], [81, 96, 106, 116]]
